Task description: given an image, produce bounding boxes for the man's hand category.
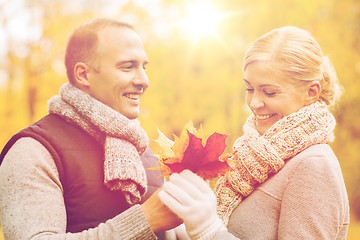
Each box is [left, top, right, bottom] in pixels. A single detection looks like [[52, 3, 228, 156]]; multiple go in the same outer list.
[[141, 188, 182, 233]]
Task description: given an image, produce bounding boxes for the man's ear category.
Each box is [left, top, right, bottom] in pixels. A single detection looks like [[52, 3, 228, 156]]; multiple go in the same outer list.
[[305, 81, 321, 106], [74, 62, 91, 87]]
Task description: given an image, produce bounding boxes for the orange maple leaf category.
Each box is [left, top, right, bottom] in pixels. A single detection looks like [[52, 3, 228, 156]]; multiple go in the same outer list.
[[152, 122, 232, 180]]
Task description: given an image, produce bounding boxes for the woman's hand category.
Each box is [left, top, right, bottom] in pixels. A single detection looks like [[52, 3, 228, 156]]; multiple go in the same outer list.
[[158, 170, 226, 239]]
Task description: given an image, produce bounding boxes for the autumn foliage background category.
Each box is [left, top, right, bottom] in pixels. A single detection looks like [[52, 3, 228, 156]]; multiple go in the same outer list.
[[1, 0, 360, 238]]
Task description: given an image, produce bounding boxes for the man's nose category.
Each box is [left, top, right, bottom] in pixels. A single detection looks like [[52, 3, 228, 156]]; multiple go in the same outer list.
[[134, 68, 149, 90]]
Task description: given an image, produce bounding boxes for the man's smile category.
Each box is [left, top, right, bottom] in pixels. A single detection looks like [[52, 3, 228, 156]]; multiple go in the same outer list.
[[124, 93, 141, 101]]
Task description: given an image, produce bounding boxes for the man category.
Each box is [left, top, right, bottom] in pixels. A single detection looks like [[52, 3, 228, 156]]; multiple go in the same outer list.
[[0, 18, 180, 239]]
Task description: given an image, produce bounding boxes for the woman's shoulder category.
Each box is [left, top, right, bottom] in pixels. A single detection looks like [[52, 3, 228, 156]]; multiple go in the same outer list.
[[294, 143, 335, 159], [286, 144, 339, 172], [283, 144, 347, 198], [260, 144, 344, 196]]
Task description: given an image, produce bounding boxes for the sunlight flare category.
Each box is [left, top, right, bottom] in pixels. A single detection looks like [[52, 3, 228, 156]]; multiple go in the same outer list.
[[181, 0, 224, 39]]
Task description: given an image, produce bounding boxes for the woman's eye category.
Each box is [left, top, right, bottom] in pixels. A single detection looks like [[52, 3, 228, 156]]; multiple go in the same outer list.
[[264, 90, 276, 96], [246, 88, 254, 93]]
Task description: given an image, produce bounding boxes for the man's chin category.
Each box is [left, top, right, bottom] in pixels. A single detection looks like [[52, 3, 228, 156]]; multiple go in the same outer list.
[[122, 110, 140, 120]]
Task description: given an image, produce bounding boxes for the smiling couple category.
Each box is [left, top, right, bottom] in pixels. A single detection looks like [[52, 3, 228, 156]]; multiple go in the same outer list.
[[0, 18, 349, 240]]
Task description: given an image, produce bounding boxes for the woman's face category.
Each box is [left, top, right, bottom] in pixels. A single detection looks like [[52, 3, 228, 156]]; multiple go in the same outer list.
[[244, 61, 309, 135]]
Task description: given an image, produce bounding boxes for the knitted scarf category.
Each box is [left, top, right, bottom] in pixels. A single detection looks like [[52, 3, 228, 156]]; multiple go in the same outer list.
[[47, 83, 149, 205], [214, 101, 335, 225]]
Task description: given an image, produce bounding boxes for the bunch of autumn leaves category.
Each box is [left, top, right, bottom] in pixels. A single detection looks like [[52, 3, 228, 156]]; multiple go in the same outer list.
[[151, 121, 233, 180]]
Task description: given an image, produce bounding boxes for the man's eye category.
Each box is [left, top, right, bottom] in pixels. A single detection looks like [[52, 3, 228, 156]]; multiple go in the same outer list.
[[246, 88, 254, 92], [122, 65, 133, 69]]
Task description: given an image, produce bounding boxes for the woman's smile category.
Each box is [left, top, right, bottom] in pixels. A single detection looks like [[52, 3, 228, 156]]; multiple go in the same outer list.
[[255, 114, 276, 120]]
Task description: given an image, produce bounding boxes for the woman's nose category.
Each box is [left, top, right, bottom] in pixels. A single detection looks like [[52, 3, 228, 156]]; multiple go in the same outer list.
[[249, 93, 264, 110]]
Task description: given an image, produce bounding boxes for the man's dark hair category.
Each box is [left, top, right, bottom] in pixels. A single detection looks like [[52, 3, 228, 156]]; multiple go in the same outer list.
[[64, 18, 133, 84]]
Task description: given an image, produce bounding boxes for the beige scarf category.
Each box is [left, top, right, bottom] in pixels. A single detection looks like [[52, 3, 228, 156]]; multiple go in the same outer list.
[[215, 101, 335, 225], [48, 83, 149, 205]]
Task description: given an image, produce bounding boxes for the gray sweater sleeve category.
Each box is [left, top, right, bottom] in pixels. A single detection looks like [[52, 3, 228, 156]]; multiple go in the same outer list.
[[0, 137, 157, 240]]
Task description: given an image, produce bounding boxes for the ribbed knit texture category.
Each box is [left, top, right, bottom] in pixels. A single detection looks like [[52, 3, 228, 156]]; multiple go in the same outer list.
[[112, 205, 157, 239], [48, 83, 149, 205], [215, 101, 336, 225]]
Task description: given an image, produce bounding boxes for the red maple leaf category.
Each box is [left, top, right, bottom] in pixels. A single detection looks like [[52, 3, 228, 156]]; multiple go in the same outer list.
[[163, 131, 232, 179]]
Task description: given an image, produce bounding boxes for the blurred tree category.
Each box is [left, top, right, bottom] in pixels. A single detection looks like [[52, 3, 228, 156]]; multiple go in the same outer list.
[[0, 0, 359, 221]]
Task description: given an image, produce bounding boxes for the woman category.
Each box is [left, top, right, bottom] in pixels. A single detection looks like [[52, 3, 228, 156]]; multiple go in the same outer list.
[[158, 26, 350, 239]]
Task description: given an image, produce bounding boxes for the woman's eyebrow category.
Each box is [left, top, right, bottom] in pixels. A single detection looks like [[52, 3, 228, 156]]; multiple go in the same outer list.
[[245, 79, 282, 88]]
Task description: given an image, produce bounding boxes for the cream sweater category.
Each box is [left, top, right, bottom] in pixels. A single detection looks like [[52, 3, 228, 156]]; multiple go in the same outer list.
[[214, 144, 350, 239], [0, 137, 157, 239]]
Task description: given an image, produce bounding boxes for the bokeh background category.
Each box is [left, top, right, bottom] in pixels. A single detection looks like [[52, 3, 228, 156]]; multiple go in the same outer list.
[[0, 0, 359, 238]]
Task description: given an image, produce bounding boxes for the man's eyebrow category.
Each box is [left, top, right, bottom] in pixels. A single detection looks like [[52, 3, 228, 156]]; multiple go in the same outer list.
[[116, 60, 135, 64], [116, 60, 149, 66]]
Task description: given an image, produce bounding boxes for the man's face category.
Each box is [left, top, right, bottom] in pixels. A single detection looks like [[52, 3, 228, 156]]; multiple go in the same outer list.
[[86, 26, 149, 119]]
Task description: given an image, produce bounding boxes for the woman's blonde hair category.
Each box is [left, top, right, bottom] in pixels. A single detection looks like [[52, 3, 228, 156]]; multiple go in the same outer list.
[[243, 26, 342, 107]]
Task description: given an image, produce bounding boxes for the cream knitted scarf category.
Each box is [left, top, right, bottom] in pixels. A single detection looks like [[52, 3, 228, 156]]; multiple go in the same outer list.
[[47, 83, 149, 205], [214, 101, 335, 225]]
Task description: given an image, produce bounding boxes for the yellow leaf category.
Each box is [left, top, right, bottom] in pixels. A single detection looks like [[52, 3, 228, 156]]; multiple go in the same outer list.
[[195, 125, 205, 145], [154, 128, 175, 159], [184, 121, 197, 134], [172, 134, 188, 160], [172, 121, 197, 159]]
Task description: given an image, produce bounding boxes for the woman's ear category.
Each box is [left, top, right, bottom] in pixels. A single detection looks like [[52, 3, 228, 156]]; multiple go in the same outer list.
[[305, 81, 321, 106], [73, 62, 91, 88]]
